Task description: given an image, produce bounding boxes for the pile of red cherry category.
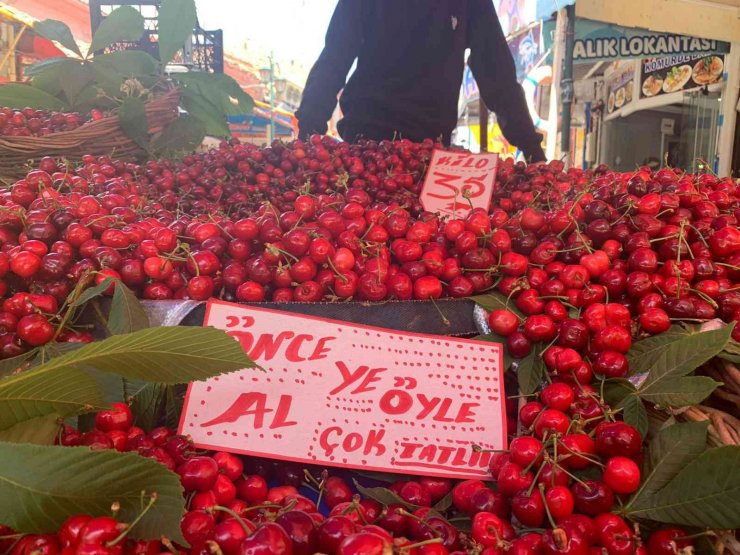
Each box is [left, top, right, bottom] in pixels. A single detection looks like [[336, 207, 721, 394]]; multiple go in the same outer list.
[[0, 136, 738, 357], [2, 400, 696, 555], [0, 107, 100, 137], [0, 135, 738, 553]]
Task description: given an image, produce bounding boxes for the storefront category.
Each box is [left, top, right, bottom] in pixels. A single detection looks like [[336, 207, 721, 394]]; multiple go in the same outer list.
[[538, 0, 739, 175], [552, 18, 732, 173]]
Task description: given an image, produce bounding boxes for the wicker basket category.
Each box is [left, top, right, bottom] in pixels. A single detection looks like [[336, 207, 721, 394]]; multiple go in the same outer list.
[[646, 355, 740, 555], [0, 88, 180, 183]]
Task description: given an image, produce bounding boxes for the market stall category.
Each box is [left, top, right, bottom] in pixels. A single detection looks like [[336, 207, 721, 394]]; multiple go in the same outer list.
[[0, 2, 738, 554]]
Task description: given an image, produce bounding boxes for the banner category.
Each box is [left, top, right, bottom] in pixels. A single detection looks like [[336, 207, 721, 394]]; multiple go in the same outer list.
[[510, 25, 542, 82], [605, 61, 636, 115], [495, 0, 538, 37], [640, 54, 725, 99], [179, 301, 507, 479]]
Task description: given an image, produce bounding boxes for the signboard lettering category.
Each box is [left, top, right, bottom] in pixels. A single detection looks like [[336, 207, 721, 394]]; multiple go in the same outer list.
[[179, 301, 507, 479], [543, 19, 730, 64], [420, 150, 498, 217]]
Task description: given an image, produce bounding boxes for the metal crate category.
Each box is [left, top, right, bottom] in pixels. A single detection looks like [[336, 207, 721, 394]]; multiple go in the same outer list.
[[89, 0, 223, 73]]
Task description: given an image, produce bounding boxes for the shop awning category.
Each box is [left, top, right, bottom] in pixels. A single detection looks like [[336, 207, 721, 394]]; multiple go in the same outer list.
[[227, 101, 297, 138], [574, 0, 740, 44]]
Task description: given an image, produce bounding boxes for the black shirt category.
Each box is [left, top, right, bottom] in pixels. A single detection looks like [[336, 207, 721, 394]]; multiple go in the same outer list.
[[296, 0, 546, 162]]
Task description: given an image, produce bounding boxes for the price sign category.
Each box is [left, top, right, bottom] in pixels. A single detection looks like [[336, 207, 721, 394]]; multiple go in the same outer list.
[[419, 150, 498, 217], [179, 301, 507, 479]]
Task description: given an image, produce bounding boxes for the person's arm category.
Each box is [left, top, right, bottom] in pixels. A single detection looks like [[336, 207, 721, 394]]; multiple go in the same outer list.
[[295, 0, 362, 139], [467, 0, 546, 162]]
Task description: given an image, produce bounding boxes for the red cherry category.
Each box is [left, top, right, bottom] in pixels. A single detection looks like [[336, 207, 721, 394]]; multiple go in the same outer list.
[[233, 475, 266, 505], [594, 421, 642, 459], [10, 251, 42, 278], [59, 515, 93, 547], [639, 308, 670, 334], [214, 518, 254, 555], [523, 315, 557, 342], [647, 528, 694, 555], [519, 402, 544, 428], [571, 480, 615, 515], [488, 309, 520, 336], [542, 528, 589, 555], [177, 456, 219, 492], [495, 461, 534, 496], [16, 314, 55, 346], [180, 510, 215, 546], [603, 456, 641, 494], [511, 488, 545, 527], [592, 325, 632, 353], [336, 532, 391, 555], [451, 479, 486, 513], [533, 409, 570, 439], [399, 480, 432, 506], [274, 510, 319, 555], [506, 331, 532, 358], [94, 402, 133, 432], [540, 383, 575, 412], [509, 436, 543, 467], [472, 511, 508, 549], [544, 486, 574, 520], [559, 433, 596, 469], [240, 522, 294, 555]]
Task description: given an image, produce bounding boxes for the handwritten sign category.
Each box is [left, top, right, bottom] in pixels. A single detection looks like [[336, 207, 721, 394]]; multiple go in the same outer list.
[[179, 300, 507, 479], [420, 150, 498, 217]]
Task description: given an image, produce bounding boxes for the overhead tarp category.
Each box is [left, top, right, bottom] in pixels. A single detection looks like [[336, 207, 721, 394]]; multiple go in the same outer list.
[[0, 3, 68, 59], [575, 0, 740, 44]]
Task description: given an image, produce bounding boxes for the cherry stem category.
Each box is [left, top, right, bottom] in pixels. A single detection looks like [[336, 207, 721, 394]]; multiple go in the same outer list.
[[212, 505, 255, 536], [205, 540, 224, 555], [526, 459, 547, 497], [107, 492, 157, 547], [429, 297, 451, 327], [239, 502, 283, 513], [401, 537, 444, 552], [53, 271, 97, 341], [555, 439, 605, 468], [397, 509, 441, 537], [538, 484, 558, 529], [554, 462, 591, 489], [326, 257, 348, 282], [676, 530, 716, 541], [471, 444, 508, 453], [159, 537, 180, 555], [520, 440, 550, 476]]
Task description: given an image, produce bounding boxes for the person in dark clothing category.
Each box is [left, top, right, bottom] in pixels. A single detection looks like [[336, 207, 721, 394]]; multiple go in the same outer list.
[[296, 0, 546, 162]]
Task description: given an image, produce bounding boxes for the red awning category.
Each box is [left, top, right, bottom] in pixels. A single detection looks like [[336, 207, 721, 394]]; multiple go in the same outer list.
[[29, 35, 66, 59], [0, 3, 70, 61]]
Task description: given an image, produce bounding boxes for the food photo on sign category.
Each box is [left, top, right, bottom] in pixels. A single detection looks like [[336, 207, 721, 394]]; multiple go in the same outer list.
[[604, 61, 636, 117], [641, 54, 726, 99]]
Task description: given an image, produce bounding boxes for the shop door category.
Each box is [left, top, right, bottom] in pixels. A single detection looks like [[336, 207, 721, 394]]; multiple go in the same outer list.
[[678, 90, 721, 173]]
